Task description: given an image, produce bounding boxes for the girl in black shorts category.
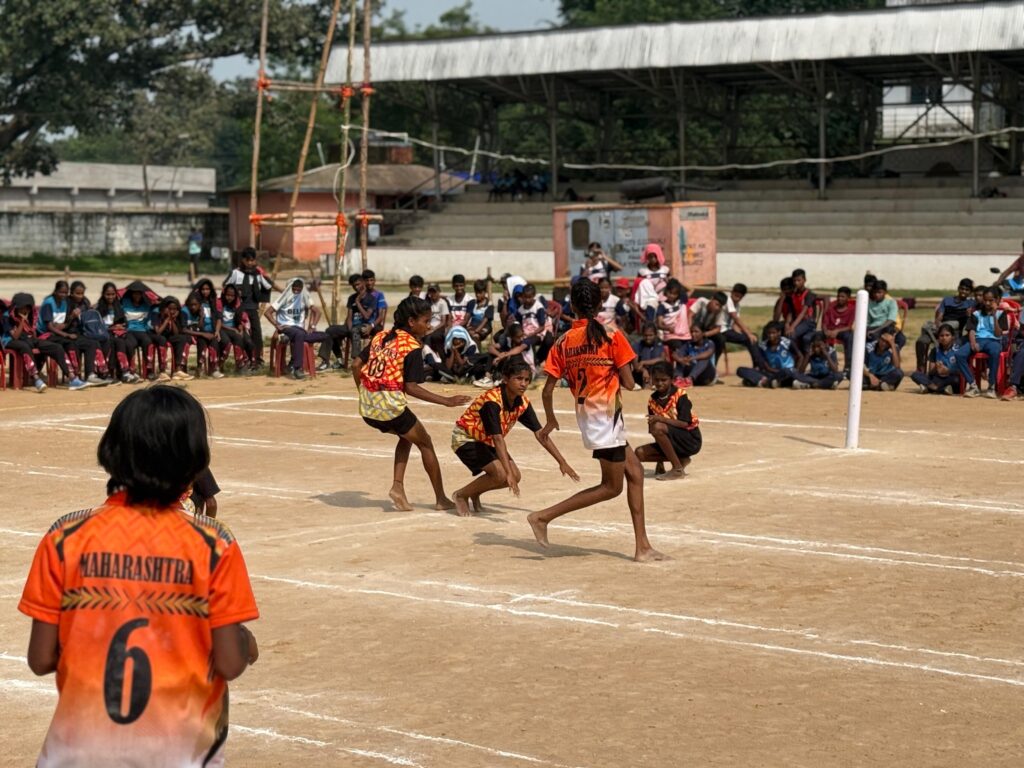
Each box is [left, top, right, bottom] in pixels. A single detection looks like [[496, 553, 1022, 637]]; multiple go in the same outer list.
[[351, 296, 470, 512], [634, 361, 702, 481], [450, 359, 577, 517]]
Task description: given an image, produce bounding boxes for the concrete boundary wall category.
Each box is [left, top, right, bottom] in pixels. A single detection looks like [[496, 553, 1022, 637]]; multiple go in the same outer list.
[[716, 251, 1017, 292], [355, 248, 1017, 291], [342, 248, 553, 284], [0, 210, 228, 257]]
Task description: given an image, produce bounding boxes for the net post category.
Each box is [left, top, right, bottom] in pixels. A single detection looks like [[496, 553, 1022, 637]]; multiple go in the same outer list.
[[845, 289, 869, 449]]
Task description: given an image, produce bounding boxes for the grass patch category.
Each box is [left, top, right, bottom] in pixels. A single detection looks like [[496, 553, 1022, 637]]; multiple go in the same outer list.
[[0, 252, 220, 276]]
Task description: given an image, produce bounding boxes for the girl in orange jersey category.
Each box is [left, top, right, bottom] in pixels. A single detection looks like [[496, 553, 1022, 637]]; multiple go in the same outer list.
[[635, 361, 702, 480], [528, 278, 666, 562], [19, 387, 258, 768], [450, 358, 578, 516], [352, 296, 472, 511]]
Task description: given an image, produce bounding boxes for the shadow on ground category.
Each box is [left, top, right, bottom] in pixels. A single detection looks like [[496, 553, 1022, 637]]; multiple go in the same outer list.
[[473, 530, 633, 561]]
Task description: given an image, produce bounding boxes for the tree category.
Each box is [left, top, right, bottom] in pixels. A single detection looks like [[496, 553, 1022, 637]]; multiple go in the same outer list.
[[0, 0, 322, 180]]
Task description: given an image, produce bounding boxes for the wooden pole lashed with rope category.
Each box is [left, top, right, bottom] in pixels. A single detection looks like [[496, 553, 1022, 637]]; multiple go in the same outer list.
[[331, 0, 360, 323], [271, 0, 346, 281], [358, 0, 373, 273], [248, 0, 271, 249]]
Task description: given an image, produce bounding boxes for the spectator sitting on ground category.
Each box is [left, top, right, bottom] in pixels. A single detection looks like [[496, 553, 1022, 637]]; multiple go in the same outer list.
[[911, 323, 962, 395], [736, 321, 797, 388], [689, 291, 728, 365], [914, 278, 974, 373], [632, 323, 665, 389], [864, 332, 904, 392], [672, 325, 716, 387], [793, 332, 843, 390]]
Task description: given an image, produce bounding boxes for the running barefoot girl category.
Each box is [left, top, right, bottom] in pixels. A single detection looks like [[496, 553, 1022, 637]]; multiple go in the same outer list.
[[634, 361, 702, 481], [451, 359, 578, 517], [352, 296, 472, 511], [527, 279, 666, 562]]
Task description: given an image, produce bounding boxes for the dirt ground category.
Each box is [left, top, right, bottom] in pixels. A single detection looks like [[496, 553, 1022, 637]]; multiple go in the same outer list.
[[1, 356, 1022, 767]]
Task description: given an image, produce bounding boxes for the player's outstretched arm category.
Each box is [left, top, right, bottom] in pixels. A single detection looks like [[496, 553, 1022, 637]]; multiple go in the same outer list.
[[26, 620, 59, 676], [405, 381, 471, 408], [538, 375, 559, 440], [213, 623, 258, 681], [535, 430, 579, 481]]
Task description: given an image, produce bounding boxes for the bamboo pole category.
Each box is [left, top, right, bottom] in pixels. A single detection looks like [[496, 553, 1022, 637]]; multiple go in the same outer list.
[[332, 0, 359, 324], [272, 0, 346, 281], [248, 0, 270, 249], [358, 0, 373, 273]]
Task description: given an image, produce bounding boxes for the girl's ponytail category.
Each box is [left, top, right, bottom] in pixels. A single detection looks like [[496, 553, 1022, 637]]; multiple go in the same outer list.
[[570, 278, 609, 347]]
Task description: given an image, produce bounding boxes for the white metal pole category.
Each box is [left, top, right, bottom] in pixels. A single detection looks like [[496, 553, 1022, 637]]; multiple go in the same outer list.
[[845, 289, 870, 449], [469, 134, 481, 180]]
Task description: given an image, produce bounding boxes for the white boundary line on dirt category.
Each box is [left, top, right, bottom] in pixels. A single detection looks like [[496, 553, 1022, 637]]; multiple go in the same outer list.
[[3, 505, 1022, 581], [549, 521, 1024, 579], [230, 724, 328, 747], [0, 651, 585, 768], [5, 390, 1024, 446], [252, 574, 1024, 687], [342, 748, 423, 767], [264, 702, 588, 768], [413, 579, 1024, 669]]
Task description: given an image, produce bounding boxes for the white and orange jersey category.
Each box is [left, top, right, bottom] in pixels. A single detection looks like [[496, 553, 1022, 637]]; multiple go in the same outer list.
[[19, 492, 259, 768], [544, 319, 636, 450]]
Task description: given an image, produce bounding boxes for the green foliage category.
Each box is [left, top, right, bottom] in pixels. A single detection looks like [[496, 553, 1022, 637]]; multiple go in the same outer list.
[[31, 0, 890, 192], [0, 0, 323, 180], [0, 251, 196, 275]]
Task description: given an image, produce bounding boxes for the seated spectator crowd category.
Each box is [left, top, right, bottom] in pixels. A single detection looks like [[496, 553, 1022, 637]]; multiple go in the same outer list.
[[4, 242, 1022, 401]]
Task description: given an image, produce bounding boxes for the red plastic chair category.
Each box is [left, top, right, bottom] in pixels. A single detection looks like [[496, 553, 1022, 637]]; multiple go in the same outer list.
[[269, 332, 318, 378], [961, 307, 1021, 395]]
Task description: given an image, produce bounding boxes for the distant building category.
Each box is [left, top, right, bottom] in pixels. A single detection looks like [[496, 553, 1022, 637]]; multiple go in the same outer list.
[[227, 163, 463, 254], [0, 162, 216, 211]]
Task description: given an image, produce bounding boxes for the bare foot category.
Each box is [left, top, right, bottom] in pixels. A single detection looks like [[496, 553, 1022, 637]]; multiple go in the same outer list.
[[634, 547, 669, 563], [434, 497, 456, 511], [388, 484, 413, 512], [527, 512, 549, 548], [470, 495, 482, 513], [453, 492, 473, 517], [655, 468, 687, 481], [655, 461, 665, 475]]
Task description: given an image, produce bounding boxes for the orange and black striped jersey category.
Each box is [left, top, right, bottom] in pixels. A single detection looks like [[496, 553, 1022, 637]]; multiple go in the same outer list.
[[18, 491, 259, 768], [454, 386, 541, 447], [648, 385, 698, 429], [358, 329, 425, 421]]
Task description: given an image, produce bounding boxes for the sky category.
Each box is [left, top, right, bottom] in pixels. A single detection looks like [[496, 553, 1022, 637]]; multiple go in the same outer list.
[[211, 0, 561, 80], [387, 0, 560, 32]]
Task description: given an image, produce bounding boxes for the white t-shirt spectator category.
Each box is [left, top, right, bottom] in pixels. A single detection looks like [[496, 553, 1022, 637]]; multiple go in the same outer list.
[[690, 296, 729, 332], [724, 295, 740, 331], [429, 298, 450, 331]]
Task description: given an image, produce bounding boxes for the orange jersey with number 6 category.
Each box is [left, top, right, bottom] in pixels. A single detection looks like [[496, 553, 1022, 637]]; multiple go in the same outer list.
[[19, 491, 259, 768], [543, 319, 636, 450]]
